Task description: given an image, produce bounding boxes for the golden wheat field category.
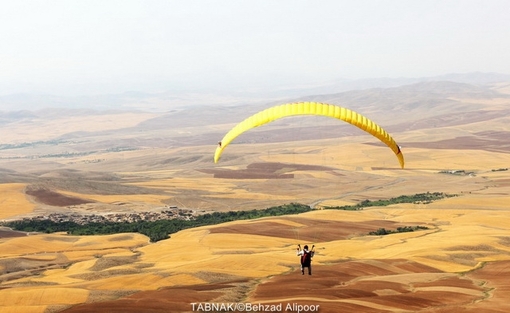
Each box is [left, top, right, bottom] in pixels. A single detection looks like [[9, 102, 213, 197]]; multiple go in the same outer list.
[[1, 86, 510, 312], [0, 184, 36, 220], [1, 137, 510, 312]]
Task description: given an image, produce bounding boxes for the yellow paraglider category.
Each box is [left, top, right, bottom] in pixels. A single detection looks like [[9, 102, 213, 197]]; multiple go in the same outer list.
[[214, 102, 404, 168]]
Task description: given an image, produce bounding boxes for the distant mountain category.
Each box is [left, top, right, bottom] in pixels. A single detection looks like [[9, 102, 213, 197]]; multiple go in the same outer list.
[[131, 80, 510, 141], [0, 92, 157, 112], [423, 72, 510, 85], [254, 80, 508, 125], [269, 72, 510, 98], [0, 72, 509, 112]]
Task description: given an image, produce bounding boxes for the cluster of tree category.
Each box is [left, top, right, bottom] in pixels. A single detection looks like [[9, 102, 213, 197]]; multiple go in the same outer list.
[[439, 170, 475, 176], [39, 147, 136, 159], [5, 203, 312, 242], [491, 168, 508, 172], [106, 147, 137, 152], [368, 226, 429, 236], [323, 192, 455, 210], [0, 139, 64, 150], [0, 140, 136, 160]]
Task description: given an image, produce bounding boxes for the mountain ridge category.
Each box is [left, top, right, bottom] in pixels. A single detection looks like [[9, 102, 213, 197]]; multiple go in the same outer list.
[[1, 72, 509, 112]]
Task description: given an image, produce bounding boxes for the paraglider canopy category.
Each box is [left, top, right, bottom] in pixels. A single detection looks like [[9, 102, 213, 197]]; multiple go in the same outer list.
[[214, 102, 404, 168]]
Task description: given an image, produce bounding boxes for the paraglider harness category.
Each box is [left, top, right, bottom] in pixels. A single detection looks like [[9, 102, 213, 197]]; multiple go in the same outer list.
[[300, 247, 312, 266], [297, 244, 315, 274]]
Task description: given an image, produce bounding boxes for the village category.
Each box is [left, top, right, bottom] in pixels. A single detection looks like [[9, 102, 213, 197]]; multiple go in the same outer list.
[[16, 207, 197, 225]]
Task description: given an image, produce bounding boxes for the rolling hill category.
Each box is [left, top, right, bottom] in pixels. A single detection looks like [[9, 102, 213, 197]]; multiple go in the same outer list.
[[1, 78, 510, 312]]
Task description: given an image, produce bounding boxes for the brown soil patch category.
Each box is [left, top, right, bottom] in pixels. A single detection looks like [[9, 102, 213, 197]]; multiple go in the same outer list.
[[0, 228, 27, 238], [391, 110, 510, 133], [201, 162, 337, 179], [494, 178, 510, 187], [70, 269, 142, 281], [209, 216, 402, 242], [430, 260, 510, 313], [400, 131, 510, 153], [0, 253, 70, 284], [250, 259, 486, 313], [497, 236, 510, 247], [89, 255, 139, 272], [29, 260, 510, 313], [25, 186, 94, 207], [60, 280, 249, 313]]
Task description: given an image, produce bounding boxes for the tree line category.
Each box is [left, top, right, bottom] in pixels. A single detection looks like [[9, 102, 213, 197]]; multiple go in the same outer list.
[[323, 192, 455, 210], [5, 193, 454, 242], [5, 203, 312, 242], [368, 226, 429, 236]]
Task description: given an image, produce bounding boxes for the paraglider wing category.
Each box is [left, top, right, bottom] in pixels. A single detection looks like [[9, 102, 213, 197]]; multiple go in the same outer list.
[[214, 102, 404, 168]]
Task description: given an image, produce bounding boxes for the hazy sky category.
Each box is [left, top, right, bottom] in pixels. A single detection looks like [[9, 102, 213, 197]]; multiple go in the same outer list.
[[1, 0, 509, 96]]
